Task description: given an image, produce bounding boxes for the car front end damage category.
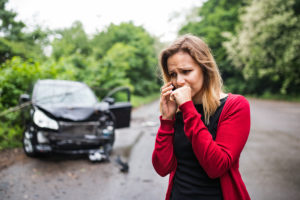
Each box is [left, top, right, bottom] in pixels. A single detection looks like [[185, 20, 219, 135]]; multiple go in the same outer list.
[[21, 80, 132, 162], [23, 105, 116, 161]]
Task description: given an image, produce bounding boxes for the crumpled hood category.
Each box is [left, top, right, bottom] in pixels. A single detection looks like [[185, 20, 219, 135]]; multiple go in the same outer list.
[[36, 104, 97, 121]]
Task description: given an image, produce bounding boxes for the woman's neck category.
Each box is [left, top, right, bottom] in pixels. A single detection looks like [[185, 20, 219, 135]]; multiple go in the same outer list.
[[192, 94, 202, 104]]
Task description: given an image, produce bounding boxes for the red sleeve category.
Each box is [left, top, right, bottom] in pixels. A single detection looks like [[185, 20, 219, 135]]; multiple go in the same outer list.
[[152, 116, 177, 177], [179, 95, 250, 178]]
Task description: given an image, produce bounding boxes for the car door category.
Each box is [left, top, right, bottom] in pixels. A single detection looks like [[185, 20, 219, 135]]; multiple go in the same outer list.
[[103, 87, 132, 128]]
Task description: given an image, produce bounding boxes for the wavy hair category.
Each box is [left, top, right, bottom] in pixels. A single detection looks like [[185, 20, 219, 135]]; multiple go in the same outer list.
[[159, 34, 223, 124]]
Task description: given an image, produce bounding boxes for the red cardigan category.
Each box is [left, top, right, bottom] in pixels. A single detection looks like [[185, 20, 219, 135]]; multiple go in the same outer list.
[[152, 94, 251, 200]]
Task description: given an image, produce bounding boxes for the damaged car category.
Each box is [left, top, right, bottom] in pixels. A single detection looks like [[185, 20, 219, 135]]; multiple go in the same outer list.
[[19, 79, 132, 161]]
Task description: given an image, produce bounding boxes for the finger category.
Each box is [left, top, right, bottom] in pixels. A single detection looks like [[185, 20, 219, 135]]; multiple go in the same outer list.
[[161, 85, 174, 94], [161, 82, 171, 89], [160, 82, 173, 91], [162, 90, 172, 97]]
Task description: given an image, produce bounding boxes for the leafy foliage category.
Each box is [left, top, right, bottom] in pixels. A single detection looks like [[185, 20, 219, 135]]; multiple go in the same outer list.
[[0, 0, 49, 63], [224, 0, 300, 95], [51, 21, 92, 60], [83, 43, 133, 98], [0, 0, 25, 40], [0, 57, 41, 149], [92, 22, 160, 95]]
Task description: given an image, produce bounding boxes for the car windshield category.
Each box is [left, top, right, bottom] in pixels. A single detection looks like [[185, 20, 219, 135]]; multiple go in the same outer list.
[[33, 82, 98, 106]]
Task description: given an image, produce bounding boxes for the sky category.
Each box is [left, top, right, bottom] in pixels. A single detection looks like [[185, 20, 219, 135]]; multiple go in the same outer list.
[[7, 0, 203, 42]]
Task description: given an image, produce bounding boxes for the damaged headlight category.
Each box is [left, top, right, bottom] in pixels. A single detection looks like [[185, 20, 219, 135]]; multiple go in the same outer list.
[[102, 125, 114, 136], [33, 109, 59, 130]]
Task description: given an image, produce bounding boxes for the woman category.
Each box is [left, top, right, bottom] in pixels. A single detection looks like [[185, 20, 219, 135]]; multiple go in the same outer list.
[[152, 34, 251, 200]]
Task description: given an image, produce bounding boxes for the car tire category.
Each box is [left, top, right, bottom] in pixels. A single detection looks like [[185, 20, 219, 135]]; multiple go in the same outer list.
[[22, 128, 37, 157]]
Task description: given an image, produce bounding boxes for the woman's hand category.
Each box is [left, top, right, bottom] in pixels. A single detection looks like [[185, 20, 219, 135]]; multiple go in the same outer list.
[[170, 85, 192, 106], [160, 82, 177, 120]]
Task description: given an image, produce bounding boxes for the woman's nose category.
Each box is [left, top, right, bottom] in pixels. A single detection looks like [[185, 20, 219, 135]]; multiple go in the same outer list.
[[176, 74, 185, 87]]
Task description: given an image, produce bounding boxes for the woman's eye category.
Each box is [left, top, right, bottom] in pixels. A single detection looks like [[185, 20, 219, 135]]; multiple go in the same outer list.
[[182, 70, 191, 74], [169, 73, 176, 78]]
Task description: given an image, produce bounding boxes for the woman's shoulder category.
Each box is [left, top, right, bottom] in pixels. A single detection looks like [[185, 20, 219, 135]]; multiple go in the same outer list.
[[218, 93, 250, 121], [227, 93, 248, 102], [225, 93, 250, 110]]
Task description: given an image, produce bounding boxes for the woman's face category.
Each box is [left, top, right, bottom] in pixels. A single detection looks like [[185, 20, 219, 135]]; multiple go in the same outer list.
[[167, 51, 204, 103]]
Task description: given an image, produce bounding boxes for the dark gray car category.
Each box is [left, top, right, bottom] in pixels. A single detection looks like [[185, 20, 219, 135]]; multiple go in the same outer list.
[[19, 79, 132, 161]]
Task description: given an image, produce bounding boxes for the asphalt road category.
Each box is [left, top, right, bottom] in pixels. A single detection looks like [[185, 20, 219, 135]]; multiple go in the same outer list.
[[0, 98, 299, 200]]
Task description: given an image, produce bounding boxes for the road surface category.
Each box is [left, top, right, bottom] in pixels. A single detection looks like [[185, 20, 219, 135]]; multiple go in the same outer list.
[[0, 98, 299, 200]]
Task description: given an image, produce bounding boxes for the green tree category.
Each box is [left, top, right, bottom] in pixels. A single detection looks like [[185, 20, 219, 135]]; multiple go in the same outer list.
[[51, 21, 92, 61], [0, 0, 24, 62], [84, 43, 133, 98], [0, 0, 49, 63], [0, 0, 25, 40], [224, 0, 300, 95], [92, 22, 159, 95]]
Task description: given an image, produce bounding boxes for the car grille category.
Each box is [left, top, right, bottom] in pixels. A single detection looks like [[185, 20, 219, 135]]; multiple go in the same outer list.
[[58, 121, 99, 136]]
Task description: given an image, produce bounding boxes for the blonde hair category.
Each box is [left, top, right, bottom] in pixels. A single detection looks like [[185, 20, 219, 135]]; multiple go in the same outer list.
[[159, 34, 223, 124]]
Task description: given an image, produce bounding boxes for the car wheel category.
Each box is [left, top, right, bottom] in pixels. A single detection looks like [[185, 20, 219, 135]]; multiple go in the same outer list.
[[22, 129, 37, 157]]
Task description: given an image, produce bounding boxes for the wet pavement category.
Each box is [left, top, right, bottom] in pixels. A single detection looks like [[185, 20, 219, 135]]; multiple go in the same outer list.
[[0, 98, 299, 200], [240, 99, 300, 199]]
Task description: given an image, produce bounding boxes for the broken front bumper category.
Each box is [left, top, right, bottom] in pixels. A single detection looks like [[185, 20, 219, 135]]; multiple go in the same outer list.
[[35, 133, 112, 154]]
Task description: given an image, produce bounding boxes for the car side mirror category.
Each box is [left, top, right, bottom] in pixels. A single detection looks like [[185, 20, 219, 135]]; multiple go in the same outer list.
[[19, 94, 30, 104], [103, 97, 115, 105]]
